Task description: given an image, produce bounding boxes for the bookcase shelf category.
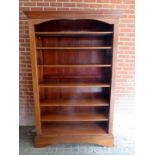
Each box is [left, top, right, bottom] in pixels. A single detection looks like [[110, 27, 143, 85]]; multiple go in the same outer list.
[[40, 98, 109, 107], [39, 82, 111, 88], [42, 122, 108, 136], [35, 31, 113, 37], [25, 10, 119, 147], [36, 47, 112, 50], [41, 112, 108, 122], [38, 64, 112, 67]]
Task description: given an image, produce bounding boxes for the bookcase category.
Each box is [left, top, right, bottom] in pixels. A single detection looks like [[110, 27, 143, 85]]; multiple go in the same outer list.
[[25, 11, 120, 147]]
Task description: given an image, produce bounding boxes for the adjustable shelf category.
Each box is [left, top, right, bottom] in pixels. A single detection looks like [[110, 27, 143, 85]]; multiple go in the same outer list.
[[35, 31, 113, 37], [40, 98, 109, 107], [36, 46, 112, 50], [38, 64, 112, 67], [39, 82, 111, 88], [25, 11, 119, 147], [41, 112, 108, 122], [42, 122, 107, 136]]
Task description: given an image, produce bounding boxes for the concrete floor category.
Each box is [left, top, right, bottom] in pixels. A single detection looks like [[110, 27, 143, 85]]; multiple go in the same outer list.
[[19, 126, 134, 155]]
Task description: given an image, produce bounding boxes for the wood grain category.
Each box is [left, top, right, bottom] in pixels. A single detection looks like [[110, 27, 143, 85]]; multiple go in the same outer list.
[[39, 82, 111, 88], [40, 98, 109, 107], [42, 122, 107, 135], [41, 112, 108, 122]]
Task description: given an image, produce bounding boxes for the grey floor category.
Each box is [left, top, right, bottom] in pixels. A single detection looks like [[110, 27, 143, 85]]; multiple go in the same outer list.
[[19, 126, 134, 155]]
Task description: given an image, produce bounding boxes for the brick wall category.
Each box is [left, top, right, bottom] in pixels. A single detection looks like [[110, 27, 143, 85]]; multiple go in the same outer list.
[[19, 0, 135, 128]]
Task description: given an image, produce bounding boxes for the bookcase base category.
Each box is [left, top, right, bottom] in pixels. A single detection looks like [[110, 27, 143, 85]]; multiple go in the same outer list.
[[35, 134, 114, 147]]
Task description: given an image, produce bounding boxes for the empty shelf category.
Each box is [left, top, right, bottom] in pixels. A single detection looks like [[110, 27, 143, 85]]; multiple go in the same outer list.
[[40, 98, 109, 107], [36, 47, 112, 50], [35, 31, 113, 37], [39, 82, 111, 88], [38, 64, 112, 67], [41, 112, 108, 122], [42, 122, 107, 136]]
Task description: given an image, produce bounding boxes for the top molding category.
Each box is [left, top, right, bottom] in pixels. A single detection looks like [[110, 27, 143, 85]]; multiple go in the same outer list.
[[24, 10, 123, 19]]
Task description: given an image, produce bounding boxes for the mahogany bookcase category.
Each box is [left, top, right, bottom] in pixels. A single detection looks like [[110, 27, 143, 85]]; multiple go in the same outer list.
[[24, 11, 120, 147]]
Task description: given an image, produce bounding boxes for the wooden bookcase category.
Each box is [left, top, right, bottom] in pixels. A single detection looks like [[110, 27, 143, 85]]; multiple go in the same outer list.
[[25, 11, 120, 147]]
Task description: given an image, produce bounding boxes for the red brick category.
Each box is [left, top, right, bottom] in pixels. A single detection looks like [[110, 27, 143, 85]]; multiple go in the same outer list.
[[19, 2, 23, 6], [37, 2, 49, 6], [43, 8, 57, 11], [50, 3, 62, 7], [83, 0, 96, 2], [128, 4, 135, 9], [124, 9, 134, 14], [70, 0, 83, 2], [89, 3, 104, 8], [76, 3, 89, 7], [128, 15, 135, 19], [111, 0, 123, 3], [44, 0, 56, 1], [24, 2, 36, 6], [57, 0, 70, 2], [30, 7, 43, 11], [114, 4, 129, 9], [97, 0, 111, 3], [118, 46, 131, 50], [71, 8, 85, 11], [20, 7, 31, 11], [118, 54, 130, 58], [63, 3, 76, 7], [57, 7, 70, 11], [101, 4, 113, 8], [123, 0, 135, 4], [120, 28, 133, 33]]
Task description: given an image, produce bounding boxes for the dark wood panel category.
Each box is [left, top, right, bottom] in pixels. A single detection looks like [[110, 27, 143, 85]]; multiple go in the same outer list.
[[35, 19, 114, 32], [39, 87, 111, 101], [37, 50, 112, 65], [37, 35, 112, 47]]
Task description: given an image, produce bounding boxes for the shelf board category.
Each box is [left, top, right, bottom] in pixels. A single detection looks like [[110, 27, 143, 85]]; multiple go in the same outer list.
[[42, 75, 103, 79], [38, 64, 112, 68], [41, 112, 108, 122], [35, 31, 113, 37], [40, 98, 109, 107], [42, 122, 107, 136], [36, 47, 112, 50], [39, 82, 110, 88]]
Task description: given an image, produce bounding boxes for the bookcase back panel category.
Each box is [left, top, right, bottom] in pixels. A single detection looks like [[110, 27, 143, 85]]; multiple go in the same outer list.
[[41, 106, 109, 115], [37, 50, 112, 65], [41, 106, 109, 111], [36, 36, 113, 47], [41, 122, 109, 135], [39, 87, 111, 100], [35, 19, 113, 32], [38, 67, 112, 83]]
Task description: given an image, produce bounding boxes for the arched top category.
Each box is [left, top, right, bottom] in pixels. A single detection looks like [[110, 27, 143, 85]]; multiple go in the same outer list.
[[35, 19, 113, 32]]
